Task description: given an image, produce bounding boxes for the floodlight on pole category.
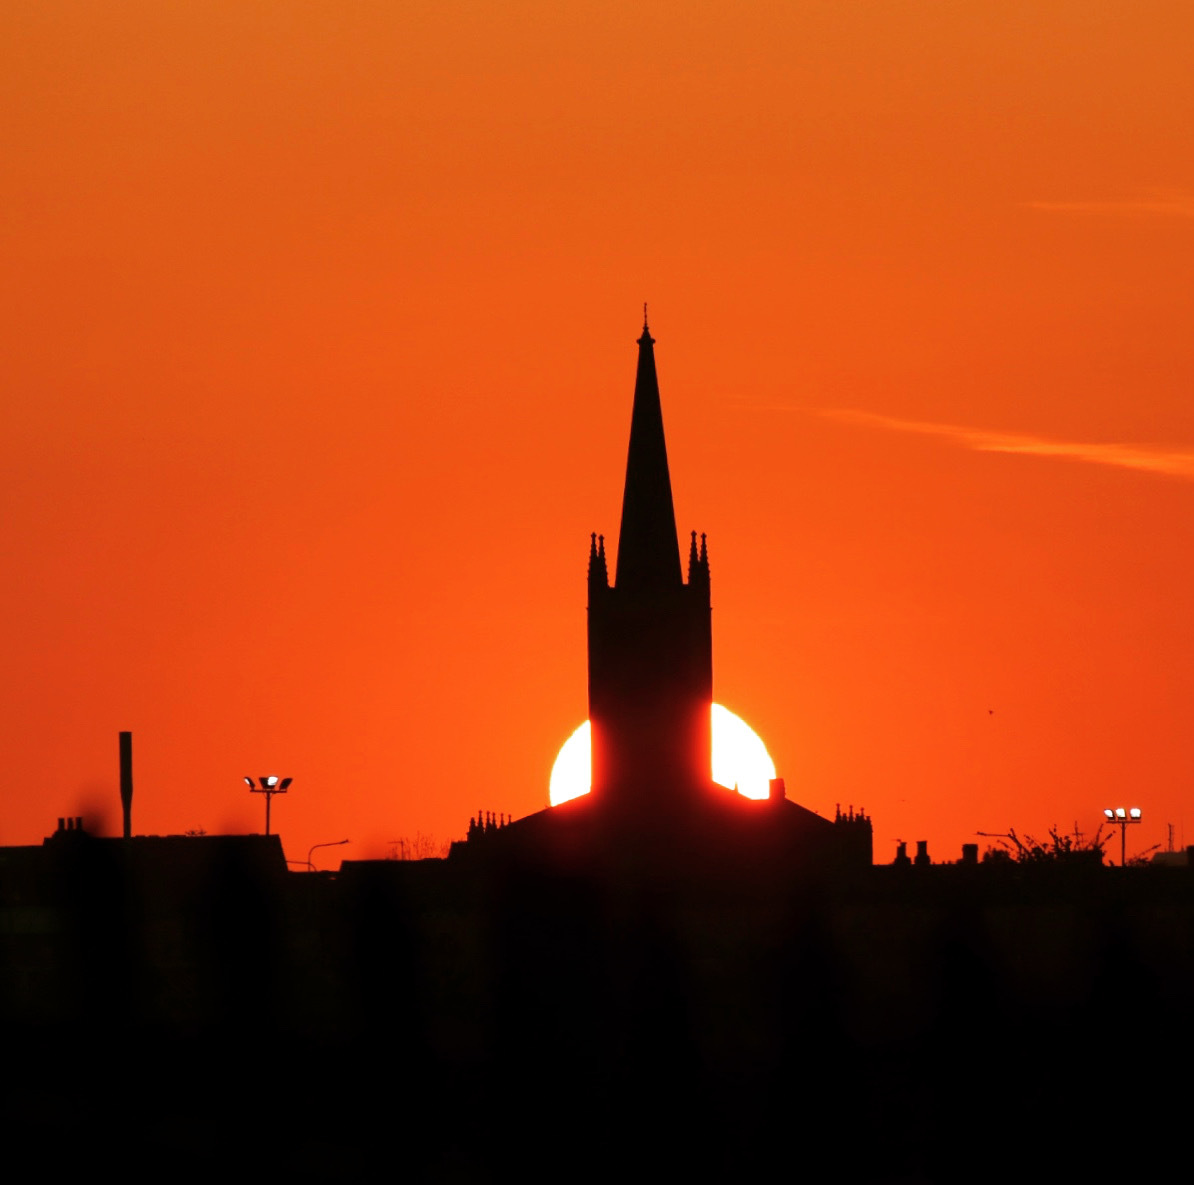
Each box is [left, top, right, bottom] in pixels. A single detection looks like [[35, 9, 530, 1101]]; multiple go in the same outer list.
[[1103, 806, 1141, 866], [246, 775, 292, 836]]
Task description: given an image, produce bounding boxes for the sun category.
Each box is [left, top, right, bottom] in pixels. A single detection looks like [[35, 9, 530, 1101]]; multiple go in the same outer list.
[[548, 704, 777, 806]]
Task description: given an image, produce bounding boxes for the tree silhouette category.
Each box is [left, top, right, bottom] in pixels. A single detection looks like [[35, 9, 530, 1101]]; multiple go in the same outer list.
[[981, 825, 1106, 865]]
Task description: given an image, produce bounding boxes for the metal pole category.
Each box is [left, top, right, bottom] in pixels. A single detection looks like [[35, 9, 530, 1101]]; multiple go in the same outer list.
[[307, 839, 349, 871], [265, 790, 272, 837], [119, 731, 133, 839]]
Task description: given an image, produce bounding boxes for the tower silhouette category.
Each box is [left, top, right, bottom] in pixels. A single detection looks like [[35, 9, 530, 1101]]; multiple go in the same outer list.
[[587, 314, 712, 816], [454, 314, 871, 872]]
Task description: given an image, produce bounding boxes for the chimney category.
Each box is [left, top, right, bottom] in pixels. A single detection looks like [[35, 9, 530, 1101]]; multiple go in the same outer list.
[[768, 777, 786, 802], [914, 840, 930, 866], [961, 843, 978, 864], [119, 731, 133, 839]]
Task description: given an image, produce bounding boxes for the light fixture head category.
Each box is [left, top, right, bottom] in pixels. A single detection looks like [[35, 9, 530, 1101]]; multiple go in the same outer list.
[[1103, 809, 1115, 819], [244, 777, 255, 789], [280, 777, 293, 790], [1115, 808, 1127, 819], [1130, 807, 1142, 820], [265, 775, 279, 788]]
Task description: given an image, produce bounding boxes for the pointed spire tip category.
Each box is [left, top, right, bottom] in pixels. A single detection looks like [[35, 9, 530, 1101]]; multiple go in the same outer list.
[[638, 301, 654, 345], [618, 307, 678, 588]]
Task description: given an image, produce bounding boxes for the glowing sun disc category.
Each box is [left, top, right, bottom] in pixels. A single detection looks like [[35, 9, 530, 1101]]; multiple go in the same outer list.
[[548, 704, 776, 806]]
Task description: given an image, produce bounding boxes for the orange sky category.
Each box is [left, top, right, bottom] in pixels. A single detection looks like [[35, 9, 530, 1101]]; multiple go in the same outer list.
[[2, 2, 1193, 865]]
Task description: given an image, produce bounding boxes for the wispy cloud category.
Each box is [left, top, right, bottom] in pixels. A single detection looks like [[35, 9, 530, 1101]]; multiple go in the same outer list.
[[1022, 188, 1194, 219], [822, 409, 1194, 481]]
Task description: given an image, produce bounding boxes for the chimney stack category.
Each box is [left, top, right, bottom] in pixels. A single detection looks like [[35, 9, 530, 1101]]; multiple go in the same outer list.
[[119, 731, 133, 839]]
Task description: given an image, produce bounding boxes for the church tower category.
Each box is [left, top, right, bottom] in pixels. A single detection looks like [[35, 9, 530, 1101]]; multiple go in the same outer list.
[[587, 315, 713, 818], [450, 315, 871, 872]]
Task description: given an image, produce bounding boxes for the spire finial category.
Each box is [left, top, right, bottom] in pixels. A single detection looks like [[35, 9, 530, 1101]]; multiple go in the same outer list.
[[589, 531, 609, 590], [637, 303, 655, 346]]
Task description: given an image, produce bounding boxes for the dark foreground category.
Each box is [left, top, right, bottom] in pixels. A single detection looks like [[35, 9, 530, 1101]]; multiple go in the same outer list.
[[3, 836, 1191, 1181]]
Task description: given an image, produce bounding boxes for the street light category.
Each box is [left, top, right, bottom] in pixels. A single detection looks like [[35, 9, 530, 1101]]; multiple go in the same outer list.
[[1103, 806, 1142, 866], [307, 838, 350, 872], [245, 775, 292, 836]]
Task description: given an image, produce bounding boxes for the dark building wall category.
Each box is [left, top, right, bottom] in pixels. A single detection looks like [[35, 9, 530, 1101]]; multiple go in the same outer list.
[[7, 845, 1194, 1178], [588, 578, 712, 810]]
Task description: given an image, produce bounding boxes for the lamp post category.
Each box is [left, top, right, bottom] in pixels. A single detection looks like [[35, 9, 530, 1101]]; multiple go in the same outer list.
[[307, 838, 350, 872], [1103, 806, 1142, 867], [244, 775, 292, 836]]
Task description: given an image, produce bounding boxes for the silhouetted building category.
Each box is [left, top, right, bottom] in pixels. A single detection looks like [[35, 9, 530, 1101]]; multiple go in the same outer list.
[[588, 317, 712, 813], [454, 316, 871, 874]]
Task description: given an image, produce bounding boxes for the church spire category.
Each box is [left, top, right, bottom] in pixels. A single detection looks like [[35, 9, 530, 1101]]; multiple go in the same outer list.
[[614, 313, 682, 590]]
